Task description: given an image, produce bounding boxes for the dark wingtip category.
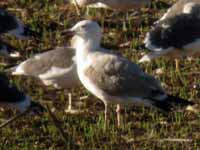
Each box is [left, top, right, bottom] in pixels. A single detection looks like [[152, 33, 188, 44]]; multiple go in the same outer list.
[[152, 100, 172, 112], [151, 94, 194, 112], [166, 95, 194, 106]]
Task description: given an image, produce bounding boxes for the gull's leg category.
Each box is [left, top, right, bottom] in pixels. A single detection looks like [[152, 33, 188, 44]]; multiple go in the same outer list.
[[104, 102, 108, 130], [68, 93, 72, 111], [116, 104, 121, 127], [175, 59, 180, 72], [65, 93, 74, 114], [123, 13, 128, 31], [73, 0, 81, 16]]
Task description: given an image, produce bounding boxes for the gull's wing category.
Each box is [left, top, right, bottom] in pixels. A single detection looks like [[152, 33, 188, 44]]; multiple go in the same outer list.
[[13, 47, 76, 77], [140, 3, 200, 62], [84, 51, 165, 99]]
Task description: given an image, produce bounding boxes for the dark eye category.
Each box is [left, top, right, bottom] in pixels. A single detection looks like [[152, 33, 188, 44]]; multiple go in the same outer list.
[[81, 25, 86, 28]]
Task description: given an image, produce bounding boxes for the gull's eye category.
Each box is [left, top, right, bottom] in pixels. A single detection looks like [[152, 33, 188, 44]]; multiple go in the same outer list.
[[80, 25, 86, 28]]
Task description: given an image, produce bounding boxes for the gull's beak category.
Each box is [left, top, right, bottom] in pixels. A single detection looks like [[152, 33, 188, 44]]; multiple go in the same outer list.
[[61, 29, 76, 38]]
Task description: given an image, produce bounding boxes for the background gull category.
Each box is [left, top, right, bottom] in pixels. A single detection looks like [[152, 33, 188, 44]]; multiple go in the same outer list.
[[65, 20, 194, 127], [0, 73, 43, 113], [0, 8, 39, 39], [7, 47, 81, 113], [157, 0, 200, 23], [139, 1, 200, 71], [69, 0, 150, 31], [71, 0, 150, 11]]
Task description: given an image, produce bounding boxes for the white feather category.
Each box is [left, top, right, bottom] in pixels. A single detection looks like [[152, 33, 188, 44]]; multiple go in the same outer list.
[[12, 61, 27, 75], [139, 48, 173, 63]]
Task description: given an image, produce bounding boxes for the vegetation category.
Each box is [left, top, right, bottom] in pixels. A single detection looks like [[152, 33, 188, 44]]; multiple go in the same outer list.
[[0, 0, 199, 149]]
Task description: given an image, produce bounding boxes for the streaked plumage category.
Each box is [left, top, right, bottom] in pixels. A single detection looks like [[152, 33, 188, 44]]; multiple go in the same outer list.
[[67, 20, 194, 127]]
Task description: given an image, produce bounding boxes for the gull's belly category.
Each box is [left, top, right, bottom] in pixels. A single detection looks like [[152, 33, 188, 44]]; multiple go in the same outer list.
[[78, 67, 108, 102]]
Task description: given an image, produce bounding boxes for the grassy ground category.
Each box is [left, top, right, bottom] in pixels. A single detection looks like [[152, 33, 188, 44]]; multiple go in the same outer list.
[[0, 0, 200, 149]]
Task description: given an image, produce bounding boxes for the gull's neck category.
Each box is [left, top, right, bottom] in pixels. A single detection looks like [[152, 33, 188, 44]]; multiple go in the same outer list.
[[74, 36, 100, 61]]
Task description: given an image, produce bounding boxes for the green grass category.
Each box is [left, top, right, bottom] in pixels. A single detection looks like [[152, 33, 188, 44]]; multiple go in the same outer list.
[[0, 0, 200, 149]]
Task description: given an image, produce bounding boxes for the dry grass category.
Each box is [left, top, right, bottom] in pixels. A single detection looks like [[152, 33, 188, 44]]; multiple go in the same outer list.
[[0, 0, 199, 149]]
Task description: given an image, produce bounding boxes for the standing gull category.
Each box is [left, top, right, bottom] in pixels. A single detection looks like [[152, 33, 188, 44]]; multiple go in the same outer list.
[[8, 47, 81, 113], [139, 1, 200, 71], [64, 20, 194, 127]]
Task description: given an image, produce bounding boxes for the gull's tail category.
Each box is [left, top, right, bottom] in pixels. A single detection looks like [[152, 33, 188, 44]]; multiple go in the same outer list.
[[166, 95, 194, 106], [5, 66, 17, 74], [151, 95, 194, 111]]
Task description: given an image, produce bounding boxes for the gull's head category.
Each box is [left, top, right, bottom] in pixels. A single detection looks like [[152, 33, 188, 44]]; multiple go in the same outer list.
[[68, 20, 102, 42]]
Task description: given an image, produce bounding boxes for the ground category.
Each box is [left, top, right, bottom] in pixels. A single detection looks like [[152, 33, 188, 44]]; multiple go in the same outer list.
[[0, 0, 200, 149]]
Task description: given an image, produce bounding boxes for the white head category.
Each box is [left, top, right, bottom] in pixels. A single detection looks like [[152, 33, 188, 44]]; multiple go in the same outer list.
[[69, 20, 102, 49]]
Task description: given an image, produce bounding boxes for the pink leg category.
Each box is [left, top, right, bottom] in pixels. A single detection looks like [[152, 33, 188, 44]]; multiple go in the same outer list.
[[68, 93, 72, 111], [104, 102, 108, 130], [116, 104, 121, 127]]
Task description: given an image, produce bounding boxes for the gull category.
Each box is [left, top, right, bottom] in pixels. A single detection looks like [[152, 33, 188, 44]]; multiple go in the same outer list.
[[64, 20, 194, 127], [70, 0, 150, 31], [139, 0, 200, 71], [69, 0, 150, 19], [0, 8, 39, 39], [0, 73, 44, 128], [7, 47, 81, 113], [0, 73, 44, 113], [71, 0, 150, 11], [157, 0, 200, 23]]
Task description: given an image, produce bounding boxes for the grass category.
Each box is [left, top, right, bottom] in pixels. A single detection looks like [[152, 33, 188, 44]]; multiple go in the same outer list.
[[0, 0, 200, 149]]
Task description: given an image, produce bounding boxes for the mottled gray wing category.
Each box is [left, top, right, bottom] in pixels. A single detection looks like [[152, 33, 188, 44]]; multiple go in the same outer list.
[[84, 51, 164, 98], [22, 47, 76, 76]]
